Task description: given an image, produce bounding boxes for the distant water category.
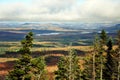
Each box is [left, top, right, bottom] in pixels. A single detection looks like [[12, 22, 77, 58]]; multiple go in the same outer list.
[[35, 32, 60, 36], [80, 31, 92, 34]]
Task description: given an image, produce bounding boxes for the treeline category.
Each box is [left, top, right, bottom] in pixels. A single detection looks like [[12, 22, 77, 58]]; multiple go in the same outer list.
[[6, 30, 120, 80]]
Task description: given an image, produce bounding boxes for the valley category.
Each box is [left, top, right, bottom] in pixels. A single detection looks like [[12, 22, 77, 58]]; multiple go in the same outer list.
[[0, 22, 120, 80]]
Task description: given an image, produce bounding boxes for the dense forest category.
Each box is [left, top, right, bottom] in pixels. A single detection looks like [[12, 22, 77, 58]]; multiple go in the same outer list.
[[5, 30, 120, 80]]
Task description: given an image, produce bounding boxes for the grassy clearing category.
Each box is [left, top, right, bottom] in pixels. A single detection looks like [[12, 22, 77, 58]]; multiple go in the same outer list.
[[0, 41, 91, 56], [0, 58, 17, 62], [32, 45, 91, 52]]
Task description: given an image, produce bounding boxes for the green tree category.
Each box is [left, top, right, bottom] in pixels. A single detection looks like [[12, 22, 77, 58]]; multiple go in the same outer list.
[[82, 56, 93, 80], [83, 34, 105, 80], [6, 32, 47, 80], [99, 30, 108, 80], [115, 30, 120, 80], [7, 32, 33, 80], [103, 37, 117, 79], [81, 35, 104, 80], [31, 57, 47, 80], [99, 29, 108, 46], [82, 31, 108, 80], [55, 49, 81, 80], [93, 35, 100, 80]]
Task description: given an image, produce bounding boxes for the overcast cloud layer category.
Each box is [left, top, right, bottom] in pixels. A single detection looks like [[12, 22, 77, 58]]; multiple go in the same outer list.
[[0, 0, 120, 22]]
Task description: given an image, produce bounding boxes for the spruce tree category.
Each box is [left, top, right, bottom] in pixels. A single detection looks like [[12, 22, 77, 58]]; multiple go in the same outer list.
[[7, 32, 47, 80], [104, 37, 116, 79], [99, 29, 108, 46], [83, 34, 104, 80], [115, 30, 120, 80], [93, 35, 100, 80], [82, 31, 108, 80], [81, 35, 103, 80], [31, 57, 47, 80], [99, 30, 108, 80], [55, 49, 81, 80], [82, 56, 93, 80], [7, 32, 33, 80]]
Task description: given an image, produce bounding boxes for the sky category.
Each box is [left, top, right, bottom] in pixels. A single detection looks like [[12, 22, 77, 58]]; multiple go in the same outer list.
[[0, 0, 120, 23]]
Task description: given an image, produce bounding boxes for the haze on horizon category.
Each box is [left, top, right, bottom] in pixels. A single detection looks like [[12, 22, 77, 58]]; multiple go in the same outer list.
[[0, 0, 120, 23]]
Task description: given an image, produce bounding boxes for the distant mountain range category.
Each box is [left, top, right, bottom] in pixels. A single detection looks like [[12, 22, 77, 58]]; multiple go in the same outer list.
[[0, 22, 120, 33], [103, 24, 120, 33], [0, 22, 119, 44]]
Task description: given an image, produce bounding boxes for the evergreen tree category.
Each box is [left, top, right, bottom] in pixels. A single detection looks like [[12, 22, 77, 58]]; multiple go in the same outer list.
[[31, 57, 47, 80], [93, 35, 100, 80], [82, 34, 104, 80], [84, 34, 105, 80], [7, 32, 33, 80], [99, 29, 108, 46], [115, 30, 120, 80], [82, 31, 108, 80], [6, 32, 47, 80], [104, 37, 117, 79], [107, 37, 113, 50], [84, 34, 100, 80], [55, 49, 81, 80], [99, 30, 108, 80], [82, 56, 93, 80]]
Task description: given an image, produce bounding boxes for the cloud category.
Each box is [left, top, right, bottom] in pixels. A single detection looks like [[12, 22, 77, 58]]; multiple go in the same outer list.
[[79, 0, 120, 22], [0, 0, 120, 22]]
